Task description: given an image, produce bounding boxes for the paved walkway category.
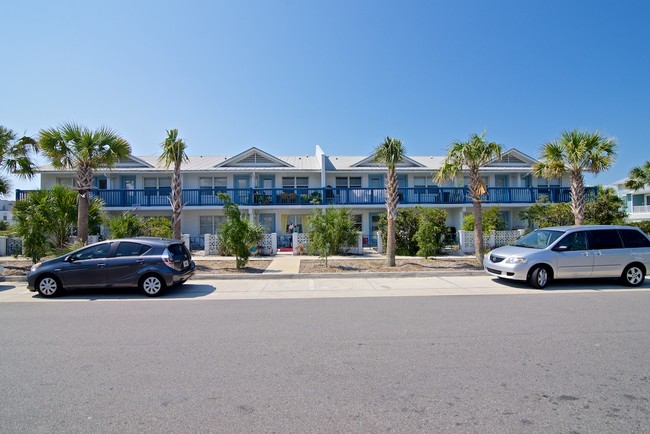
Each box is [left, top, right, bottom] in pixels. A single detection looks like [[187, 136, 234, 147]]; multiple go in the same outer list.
[[262, 252, 301, 275]]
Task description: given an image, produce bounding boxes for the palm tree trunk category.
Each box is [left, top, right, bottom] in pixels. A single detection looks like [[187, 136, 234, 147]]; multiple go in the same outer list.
[[76, 164, 93, 244], [571, 171, 585, 225], [77, 193, 89, 244], [172, 161, 183, 240], [385, 167, 398, 267], [473, 200, 484, 265]]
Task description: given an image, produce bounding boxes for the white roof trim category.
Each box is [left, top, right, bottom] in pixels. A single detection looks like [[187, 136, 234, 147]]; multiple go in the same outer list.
[[215, 147, 293, 168], [351, 154, 425, 168]]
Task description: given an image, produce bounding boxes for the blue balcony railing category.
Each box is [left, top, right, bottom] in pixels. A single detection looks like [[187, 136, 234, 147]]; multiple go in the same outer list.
[[15, 186, 597, 208]]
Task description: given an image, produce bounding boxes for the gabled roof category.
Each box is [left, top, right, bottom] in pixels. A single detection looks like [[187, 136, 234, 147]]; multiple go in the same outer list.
[[350, 154, 426, 168], [484, 148, 538, 167], [214, 147, 293, 168], [113, 155, 155, 168]]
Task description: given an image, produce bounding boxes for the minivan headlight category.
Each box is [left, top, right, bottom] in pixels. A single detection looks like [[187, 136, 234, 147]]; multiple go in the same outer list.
[[505, 257, 528, 264]]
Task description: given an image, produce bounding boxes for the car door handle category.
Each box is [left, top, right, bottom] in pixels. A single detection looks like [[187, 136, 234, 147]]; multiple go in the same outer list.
[[136, 260, 145, 264], [581, 252, 589, 256], [97, 263, 105, 268]]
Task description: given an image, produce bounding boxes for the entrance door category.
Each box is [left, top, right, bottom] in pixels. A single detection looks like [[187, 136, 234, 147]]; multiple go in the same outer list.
[[234, 175, 251, 205], [369, 212, 381, 247], [257, 175, 275, 205], [259, 214, 275, 234], [122, 176, 136, 206], [495, 175, 509, 202], [369, 175, 384, 204]]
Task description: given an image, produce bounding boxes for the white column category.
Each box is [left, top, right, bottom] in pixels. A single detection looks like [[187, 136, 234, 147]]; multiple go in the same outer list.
[[271, 233, 278, 255], [377, 231, 383, 254], [357, 232, 363, 255]]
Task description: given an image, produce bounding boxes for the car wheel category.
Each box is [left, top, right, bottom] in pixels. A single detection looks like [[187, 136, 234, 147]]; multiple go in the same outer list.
[[36, 275, 62, 297], [528, 266, 549, 289], [621, 264, 645, 287], [140, 274, 166, 297]]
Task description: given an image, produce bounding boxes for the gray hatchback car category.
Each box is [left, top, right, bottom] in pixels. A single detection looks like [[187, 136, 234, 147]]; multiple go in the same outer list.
[[484, 225, 650, 289], [28, 238, 195, 297]]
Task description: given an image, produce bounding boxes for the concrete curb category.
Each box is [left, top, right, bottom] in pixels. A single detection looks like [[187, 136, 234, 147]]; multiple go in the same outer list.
[[2, 269, 485, 283]]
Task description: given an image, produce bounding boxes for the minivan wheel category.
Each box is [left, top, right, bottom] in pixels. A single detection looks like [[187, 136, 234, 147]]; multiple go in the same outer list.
[[528, 266, 549, 289], [621, 264, 645, 287], [36, 275, 62, 297], [140, 274, 166, 297]]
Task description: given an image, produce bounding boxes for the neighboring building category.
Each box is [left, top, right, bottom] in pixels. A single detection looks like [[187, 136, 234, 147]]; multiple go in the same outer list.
[[20, 145, 596, 249], [610, 178, 650, 222], [0, 199, 15, 225]]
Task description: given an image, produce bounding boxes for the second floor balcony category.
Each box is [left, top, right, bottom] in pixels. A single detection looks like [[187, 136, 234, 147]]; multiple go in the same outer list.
[[17, 186, 597, 208]]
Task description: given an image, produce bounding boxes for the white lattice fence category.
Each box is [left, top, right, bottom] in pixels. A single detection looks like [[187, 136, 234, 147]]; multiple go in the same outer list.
[[459, 230, 524, 254], [204, 234, 221, 255], [204, 233, 276, 256]]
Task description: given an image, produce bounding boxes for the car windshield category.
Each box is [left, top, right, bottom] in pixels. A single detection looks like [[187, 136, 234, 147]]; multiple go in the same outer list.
[[512, 229, 564, 249]]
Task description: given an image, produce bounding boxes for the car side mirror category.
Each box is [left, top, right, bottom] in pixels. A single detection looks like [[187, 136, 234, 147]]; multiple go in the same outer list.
[[64, 255, 74, 262]]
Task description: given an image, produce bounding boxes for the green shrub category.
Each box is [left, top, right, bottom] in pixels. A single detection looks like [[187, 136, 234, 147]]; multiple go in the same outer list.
[[415, 208, 448, 258], [217, 193, 264, 269], [307, 208, 358, 263]]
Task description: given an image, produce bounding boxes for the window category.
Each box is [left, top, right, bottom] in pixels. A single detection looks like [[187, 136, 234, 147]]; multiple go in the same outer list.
[[414, 176, 438, 194], [619, 229, 650, 248], [200, 177, 227, 190], [115, 242, 150, 257], [282, 177, 309, 189], [72, 243, 112, 260], [335, 177, 361, 188], [144, 177, 172, 195], [537, 178, 561, 187], [555, 231, 587, 251], [587, 230, 623, 250], [56, 178, 75, 187], [352, 214, 362, 231], [199, 215, 226, 235]]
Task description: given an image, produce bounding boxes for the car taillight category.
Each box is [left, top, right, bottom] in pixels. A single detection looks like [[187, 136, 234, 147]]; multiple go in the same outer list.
[[161, 248, 175, 269]]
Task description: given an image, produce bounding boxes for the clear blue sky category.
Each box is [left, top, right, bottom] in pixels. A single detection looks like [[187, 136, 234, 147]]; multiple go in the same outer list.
[[3, 0, 649, 194]]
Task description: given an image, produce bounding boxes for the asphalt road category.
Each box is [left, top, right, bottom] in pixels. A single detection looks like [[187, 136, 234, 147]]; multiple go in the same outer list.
[[1, 283, 649, 433]]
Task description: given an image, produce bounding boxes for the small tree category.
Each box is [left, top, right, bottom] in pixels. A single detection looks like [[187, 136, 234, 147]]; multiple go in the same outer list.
[[307, 208, 358, 265], [584, 186, 627, 225], [12, 190, 52, 262], [217, 193, 264, 269], [519, 197, 574, 229], [414, 207, 448, 258], [143, 216, 173, 238], [462, 207, 507, 232], [13, 187, 105, 262], [378, 208, 420, 256], [108, 212, 145, 238], [108, 213, 173, 239]]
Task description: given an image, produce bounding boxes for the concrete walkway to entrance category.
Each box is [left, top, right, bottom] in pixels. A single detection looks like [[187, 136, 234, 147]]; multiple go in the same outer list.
[[262, 252, 301, 275]]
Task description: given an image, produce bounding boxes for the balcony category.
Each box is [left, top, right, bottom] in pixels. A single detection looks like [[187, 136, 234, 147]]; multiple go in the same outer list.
[[16, 186, 597, 208]]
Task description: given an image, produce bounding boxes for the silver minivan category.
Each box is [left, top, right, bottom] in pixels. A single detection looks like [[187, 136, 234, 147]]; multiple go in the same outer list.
[[484, 225, 650, 288]]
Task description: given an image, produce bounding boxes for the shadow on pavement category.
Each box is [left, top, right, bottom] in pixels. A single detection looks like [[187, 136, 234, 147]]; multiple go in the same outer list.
[[490, 277, 650, 292], [0, 284, 17, 292], [29, 283, 217, 301]]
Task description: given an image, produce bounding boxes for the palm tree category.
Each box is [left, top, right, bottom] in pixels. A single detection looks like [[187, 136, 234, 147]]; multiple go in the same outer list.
[[373, 137, 406, 267], [0, 125, 39, 195], [625, 161, 650, 191], [534, 130, 617, 225], [39, 122, 131, 244], [158, 129, 188, 240], [435, 132, 502, 265]]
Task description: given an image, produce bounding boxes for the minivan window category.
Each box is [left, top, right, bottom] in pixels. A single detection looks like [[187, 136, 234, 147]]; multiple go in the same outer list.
[[619, 229, 650, 248], [513, 230, 564, 249], [555, 231, 588, 251], [587, 229, 623, 250]]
